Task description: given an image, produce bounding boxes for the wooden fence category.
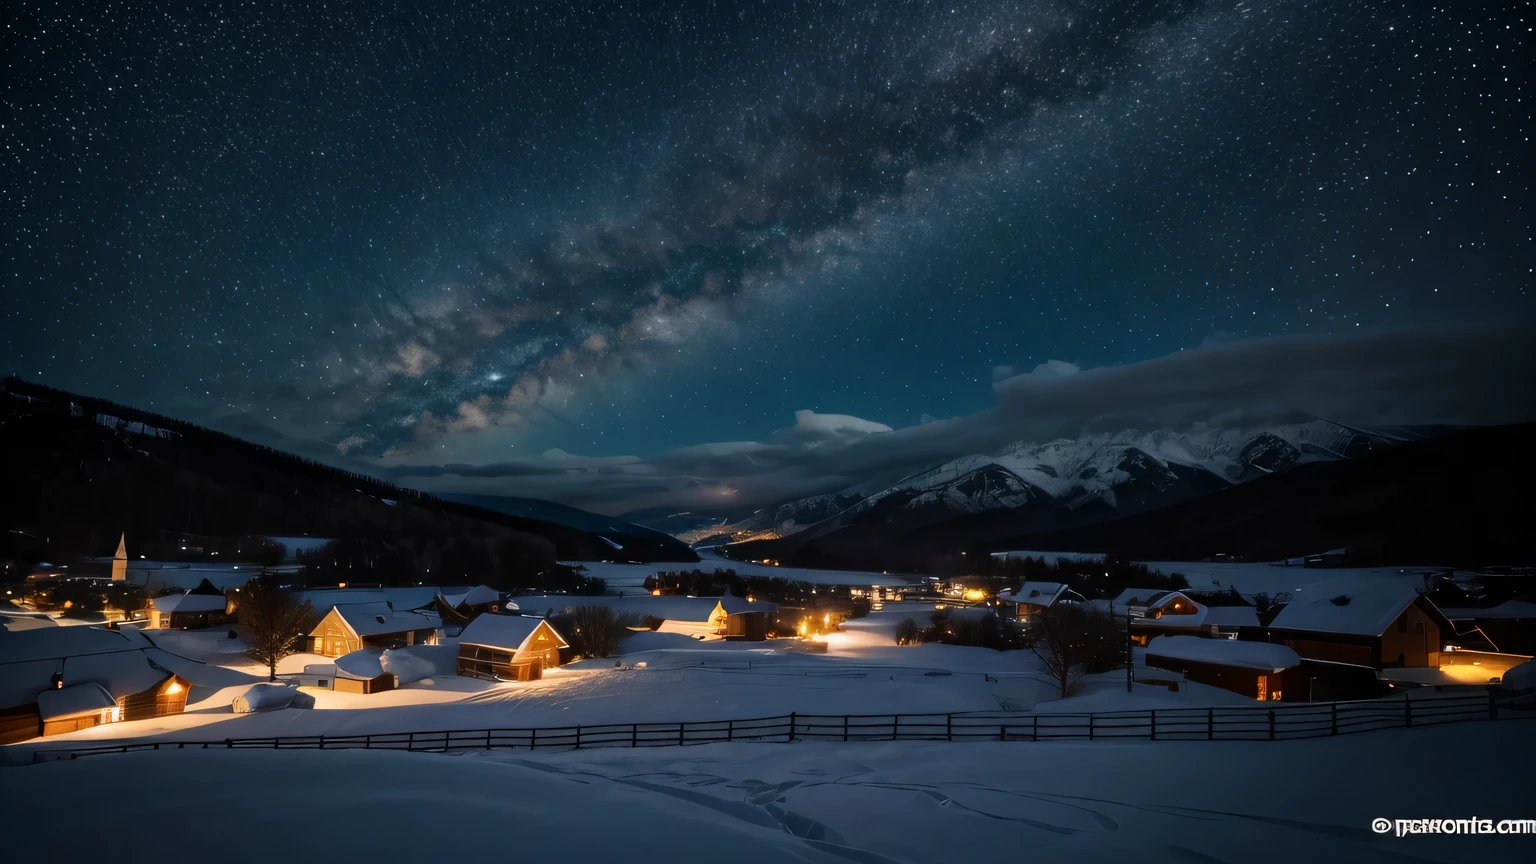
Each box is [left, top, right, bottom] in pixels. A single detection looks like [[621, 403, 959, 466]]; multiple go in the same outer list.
[[30, 690, 1529, 764]]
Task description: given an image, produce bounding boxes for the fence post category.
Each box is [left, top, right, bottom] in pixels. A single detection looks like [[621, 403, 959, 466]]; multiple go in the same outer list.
[[530, 728, 536, 750], [678, 722, 685, 746], [789, 712, 797, 742], [1088, 714, 1094, 741], [1331, 703, 1338, 736], [727, 719, 734, 742], [486, 729, 492, 750], [892, 715, 900, 741], [407, 731, 415, 751], [1150, 710, 1157, 741], [319, 736, 326, 750], [1268, 709, 1275, 740], [1032, 714, 1038, 741], [1489, 689, 1498, 721], [844, 715, 850, 743], [575, 725, 583, 750], [1404, 697, 1412, 729], [946, 714, 953, 742], [1207, 707, 1214, 740]]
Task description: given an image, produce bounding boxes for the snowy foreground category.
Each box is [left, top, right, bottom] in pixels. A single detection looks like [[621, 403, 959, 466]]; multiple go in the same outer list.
[[6, 722, 1532, 863]]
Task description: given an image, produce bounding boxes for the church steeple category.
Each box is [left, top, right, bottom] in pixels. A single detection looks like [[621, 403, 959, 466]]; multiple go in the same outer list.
[[111, 532, 127, 581]]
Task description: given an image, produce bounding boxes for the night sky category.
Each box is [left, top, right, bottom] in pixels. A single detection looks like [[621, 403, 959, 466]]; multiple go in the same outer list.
[[2, 1, 1531, 513]]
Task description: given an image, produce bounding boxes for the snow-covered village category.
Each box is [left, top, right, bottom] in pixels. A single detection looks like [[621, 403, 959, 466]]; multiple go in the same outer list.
[[4, 1, 1535, 862]]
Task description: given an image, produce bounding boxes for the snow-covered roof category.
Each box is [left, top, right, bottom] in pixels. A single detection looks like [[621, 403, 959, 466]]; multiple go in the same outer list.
[[1440, 600, 1536, 620], [295, 589, 391, 615], [333, 650, 387, 680], [440, 585, 501, 609], [0, 612, 59, 632], [1199, 606, 1263, 628], [1111, 587, 1173, 607], [1147, 636, 1302, 671], [1504, 659, 1536, 692], [151, 593, 227, 613], [1267, 581, 1442, 636], [997, 583, 1073, 607], [62, 649, 172, 699], [36, 683, 117, 720], [380, 587, 448, 611], [332, 605, 440, 638], [715, 593, 778, 615], [0, 624, 142, 664], [457, 614, 568, 651]]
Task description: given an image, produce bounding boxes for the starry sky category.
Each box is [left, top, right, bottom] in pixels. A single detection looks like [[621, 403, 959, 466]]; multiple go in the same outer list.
[[2, 1, 1531, 514]]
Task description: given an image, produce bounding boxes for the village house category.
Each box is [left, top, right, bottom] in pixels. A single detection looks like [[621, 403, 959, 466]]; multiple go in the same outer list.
[[433, 585, 506, 626], [0, 625, 192, 742], [455, 614, 570, 681], [508, 593, 780, 642], [307, 602, 440, 658], [1145, 635, 1304, 702], [995, 583, 1086, 620], [1265, 580, 1454, 669], [148, 579, 233, 629]]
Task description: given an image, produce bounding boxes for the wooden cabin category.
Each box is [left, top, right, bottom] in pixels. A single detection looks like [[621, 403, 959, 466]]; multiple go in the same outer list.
[[308, 603, 440, 658], [456, 614, 569, 681], [1266, 582, 1454, 669], [1145, 636, 1304, 701], [996, 583, 1086, 620]]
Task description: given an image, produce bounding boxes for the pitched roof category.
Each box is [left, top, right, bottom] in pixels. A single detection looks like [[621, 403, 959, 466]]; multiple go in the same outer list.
[[440, 585, 501, 609], [37, 683, 118, 721], [998, 583, 1072, 606], [457, 614, 568, 651], [1147, 635, 1302, 672], [1267, 580, 1444, 636], [0, 624, 142, 664], [151, 593, 227, 613], [332, 604, 440, 638], [333, 650, 387, 680], [61, 649, 172, 699], [715, 593, 778, 615]]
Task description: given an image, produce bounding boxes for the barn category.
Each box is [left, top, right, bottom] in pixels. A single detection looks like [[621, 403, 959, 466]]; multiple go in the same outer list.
[[456, 614, 569, 681], [1146, 636, 1304, 701], [308, 603, 440, 658], [1266, 581, 1454, 669]]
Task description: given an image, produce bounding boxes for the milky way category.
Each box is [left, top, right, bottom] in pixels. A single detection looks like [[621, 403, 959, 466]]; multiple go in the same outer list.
[[2, 1, 1530, 497]]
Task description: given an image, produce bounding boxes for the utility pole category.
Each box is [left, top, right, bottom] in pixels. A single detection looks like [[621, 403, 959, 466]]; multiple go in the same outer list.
[[1126, 606, 1135, 693]]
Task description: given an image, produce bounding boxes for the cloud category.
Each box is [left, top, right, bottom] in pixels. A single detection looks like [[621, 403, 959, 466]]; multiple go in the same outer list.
[[387, 323, 1536, 515]]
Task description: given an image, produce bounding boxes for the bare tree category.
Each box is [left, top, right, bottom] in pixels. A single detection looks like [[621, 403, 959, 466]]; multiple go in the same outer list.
[[553, 605, 638, 660], [1029, 604, 1124, 698], [242, 576, 313, 681]]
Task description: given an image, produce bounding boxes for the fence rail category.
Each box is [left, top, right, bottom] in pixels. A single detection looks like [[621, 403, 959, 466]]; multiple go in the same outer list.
[[29, 690, 1530, 764]]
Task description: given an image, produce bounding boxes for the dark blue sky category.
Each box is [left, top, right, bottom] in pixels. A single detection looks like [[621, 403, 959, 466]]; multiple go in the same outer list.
[[2, 1, 1530, 506]]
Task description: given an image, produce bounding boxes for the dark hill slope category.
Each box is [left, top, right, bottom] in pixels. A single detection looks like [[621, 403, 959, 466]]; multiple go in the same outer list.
[[0, 377, 694, 574]]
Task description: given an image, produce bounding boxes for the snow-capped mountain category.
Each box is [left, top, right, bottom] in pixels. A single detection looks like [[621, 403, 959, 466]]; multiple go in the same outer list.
[[714, 421, 1398, 547]]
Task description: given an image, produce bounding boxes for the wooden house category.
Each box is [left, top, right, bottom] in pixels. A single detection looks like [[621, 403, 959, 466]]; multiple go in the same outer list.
[[332, 651, 397, 695], [308, 602, 440, 658], [148, 591, 231, 630], [996, 583, 1086, 620], [1265, 581, 1454, 669], [1145, 636, 1304, 701], [456, 614, 569, 681]]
